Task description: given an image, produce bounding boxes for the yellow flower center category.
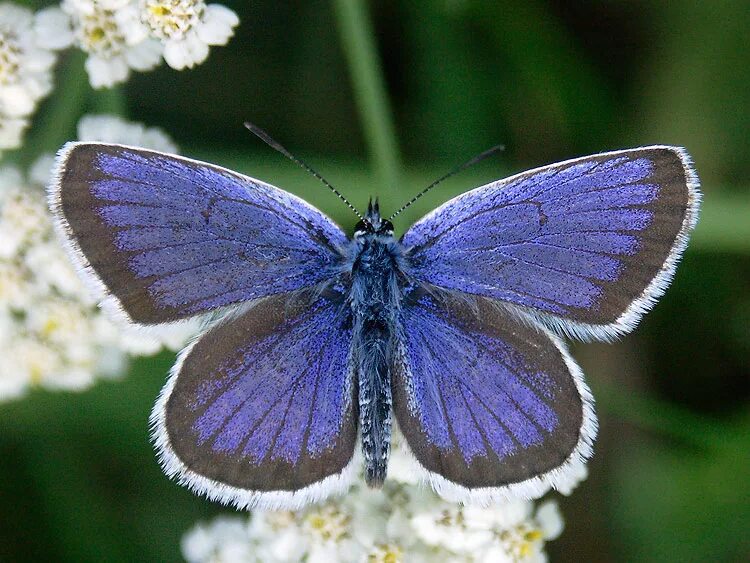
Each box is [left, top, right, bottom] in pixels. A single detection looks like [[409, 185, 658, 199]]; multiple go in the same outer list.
[[142, 0, 205, 40], [76, 10, 125, 58], [0, 32, 21, 85], [368, 544, 404, 563], [304, 505, 351, 542]]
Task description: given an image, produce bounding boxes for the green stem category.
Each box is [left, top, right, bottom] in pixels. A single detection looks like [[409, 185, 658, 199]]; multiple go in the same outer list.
[[332, 0, 401, 198], [91, 86, 127, 117]]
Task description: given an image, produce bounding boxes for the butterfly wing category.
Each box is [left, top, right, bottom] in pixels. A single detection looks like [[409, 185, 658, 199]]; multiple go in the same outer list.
[[392, 290, 595, 503], [152, 289, 357, 510], [49, 143, 347, 325], [402, 146, 701, 340]]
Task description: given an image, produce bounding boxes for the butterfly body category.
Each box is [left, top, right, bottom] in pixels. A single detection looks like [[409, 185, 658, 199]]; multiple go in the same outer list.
[[347, 200, 403, 487], [49, 143, 700, 510]]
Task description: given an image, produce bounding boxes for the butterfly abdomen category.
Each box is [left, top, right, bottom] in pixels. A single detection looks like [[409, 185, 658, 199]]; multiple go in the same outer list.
[[350, 235, 403, 488]]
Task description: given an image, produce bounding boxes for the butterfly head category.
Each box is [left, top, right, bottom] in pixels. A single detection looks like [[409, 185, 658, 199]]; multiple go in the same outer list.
[[354, 198, 394, 238]]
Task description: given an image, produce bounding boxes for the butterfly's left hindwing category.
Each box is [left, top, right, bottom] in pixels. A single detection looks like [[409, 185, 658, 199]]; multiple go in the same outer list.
[[152, 291, 358, 510], [50, 143, 347, 326], [392, 291, 596, 503]]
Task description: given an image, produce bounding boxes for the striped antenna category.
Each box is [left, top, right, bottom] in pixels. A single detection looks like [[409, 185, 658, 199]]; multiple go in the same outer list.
[[244, 122, 365, 222], [388, 145, 505, 221]]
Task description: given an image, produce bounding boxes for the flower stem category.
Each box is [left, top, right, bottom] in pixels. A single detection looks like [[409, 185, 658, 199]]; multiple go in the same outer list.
[[92, 86, 127, 117], [332, 0, 401, 198]]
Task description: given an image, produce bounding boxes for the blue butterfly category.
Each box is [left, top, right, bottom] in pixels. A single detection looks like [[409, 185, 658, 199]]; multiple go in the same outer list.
[[48, 132, 700, 510]]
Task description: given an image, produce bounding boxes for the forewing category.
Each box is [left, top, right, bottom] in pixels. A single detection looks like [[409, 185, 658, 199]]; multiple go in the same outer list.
[[403, 146, 701, 340], [49, 143, 347, 325], [392, 291, 596, 503], [152, 290, 357, 510]]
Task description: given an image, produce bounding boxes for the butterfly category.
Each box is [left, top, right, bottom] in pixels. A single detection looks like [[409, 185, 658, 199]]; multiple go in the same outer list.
[[48, 135, 700, 510]]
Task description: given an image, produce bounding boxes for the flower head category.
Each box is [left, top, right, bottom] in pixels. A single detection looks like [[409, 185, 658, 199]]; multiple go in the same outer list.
[[0, 3, 62, 154], [0, 4, 57, 117], [140, 0, 238, 70], [52, 0, 162, 88]]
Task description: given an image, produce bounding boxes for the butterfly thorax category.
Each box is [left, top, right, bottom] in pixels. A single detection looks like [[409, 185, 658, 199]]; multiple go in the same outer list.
[[348, 204, 405, 487]]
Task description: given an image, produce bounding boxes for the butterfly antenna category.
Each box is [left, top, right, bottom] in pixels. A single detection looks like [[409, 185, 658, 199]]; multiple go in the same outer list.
[[388, 144, 505, 221], [244, 122, 365, 221]]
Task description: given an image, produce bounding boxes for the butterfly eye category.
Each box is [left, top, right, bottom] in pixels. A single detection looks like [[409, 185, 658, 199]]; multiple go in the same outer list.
[[379, 220, 394, 233], [354, 219, 370, 235]]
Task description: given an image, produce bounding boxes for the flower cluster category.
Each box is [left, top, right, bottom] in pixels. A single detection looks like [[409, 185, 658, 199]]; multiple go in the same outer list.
[[0, 0, 238, 153], [36, 0, 239, 88], [0, 114, 194, 402], [181, 431, 570, 563], [0, 3, 60, 153]]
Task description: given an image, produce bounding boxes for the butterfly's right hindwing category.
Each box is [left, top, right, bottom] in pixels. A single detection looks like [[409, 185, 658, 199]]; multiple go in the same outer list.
[[152, 291, 358, 510]]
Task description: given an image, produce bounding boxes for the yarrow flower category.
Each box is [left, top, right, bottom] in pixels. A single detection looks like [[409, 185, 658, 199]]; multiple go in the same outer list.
[[140, 0, 239, 70], [181, 428, 571, 563], [0, 3, 60, 151], [37, 0, 162, 89], [0, 114, 193, 401], [35, 0, 238, 88]]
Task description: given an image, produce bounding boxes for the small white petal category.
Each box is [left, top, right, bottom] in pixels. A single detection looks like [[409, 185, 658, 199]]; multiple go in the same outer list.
[[124, 39, 163, 71], [29, 154, 56, 187], [163, 40, 192, 70], [207, 4, 240, 27], [197, 4, 239, 46], [85, 55, 129, 89], [0, 85, 36, 117], [0, 117, 27, 149], [186, 32, 210, 65], [34, 7, 74, 50], [163, 32, 209, 70], [0, 3, 33, 29], [536, 501, 564, 540]]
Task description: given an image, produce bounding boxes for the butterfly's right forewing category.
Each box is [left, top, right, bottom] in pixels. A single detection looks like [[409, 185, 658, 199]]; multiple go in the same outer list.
[[402, 147, 700, 341]]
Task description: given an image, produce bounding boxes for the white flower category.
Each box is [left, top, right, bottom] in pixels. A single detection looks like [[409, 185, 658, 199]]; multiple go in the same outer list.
[[0, 3, 62, 155], [34, 6, 75, 51], [367, 543, 405, 563], [181, 516, 255, 563], [140, 1, 238, 70], [248, 511, 307, 562], [0, 4, 58, 118], [77, 113, 178, 152], [59, 0, 162, 89], [181, 468, 567, 562], [0, 115, 192, 402], [0, 114, 28, 150]]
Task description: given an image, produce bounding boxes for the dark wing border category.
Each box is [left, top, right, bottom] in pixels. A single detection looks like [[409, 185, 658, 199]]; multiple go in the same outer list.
[[519, 146, 701, 341]]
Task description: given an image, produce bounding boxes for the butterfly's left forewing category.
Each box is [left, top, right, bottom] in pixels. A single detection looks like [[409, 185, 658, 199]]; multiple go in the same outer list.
[[50, 143, 347, 326], [152, 290, 358, 510], [392, 291, 596, 503]]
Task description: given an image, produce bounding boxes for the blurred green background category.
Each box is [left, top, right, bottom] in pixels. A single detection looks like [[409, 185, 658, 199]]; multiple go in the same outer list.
[[2, 1, 749, 561]]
